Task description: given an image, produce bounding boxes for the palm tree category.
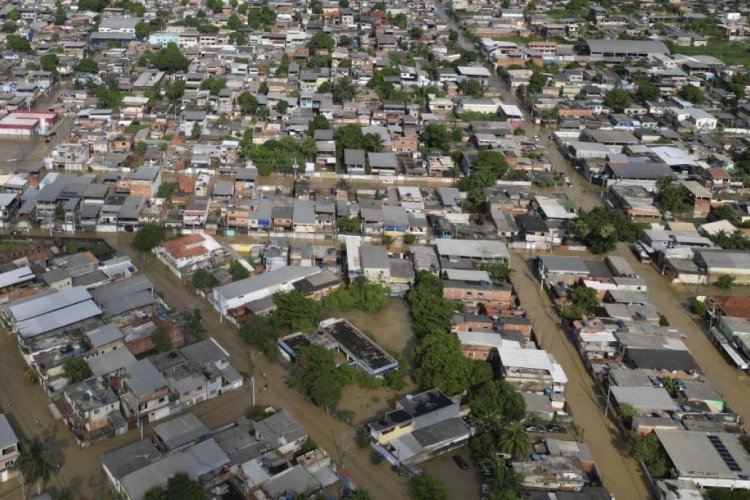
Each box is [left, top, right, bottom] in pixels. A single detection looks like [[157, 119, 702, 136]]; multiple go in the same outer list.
[[17, 435, 55, 496], [659, 377, 679, 397], [498, 422, 531, 459]]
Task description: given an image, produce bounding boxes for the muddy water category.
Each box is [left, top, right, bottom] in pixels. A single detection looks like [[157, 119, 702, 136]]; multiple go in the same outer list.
[[509, 250, 650, 499]]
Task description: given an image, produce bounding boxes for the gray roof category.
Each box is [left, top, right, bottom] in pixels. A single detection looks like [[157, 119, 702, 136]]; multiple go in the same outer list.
[[0, 415, 17, 451], [132, 165, 161, 182], [85, 323, 123, 348], [87, 348, 137, 377], [696, 249, 750, 271], [154, 413, 210, 451], [587, 39, 669, 55], [344, 148, 365, 165], [359, 245, 389, 270], [125, 359, 168, 396], [179, 338, 228, 367], [368, 152, 398, 169], [607, 162, 675, 180], [91, 274, 154, 314], [102, 439, 161, 480], [655, 430, 750, 480], [254, 410, 306, 449], [538, 255, 590, 274], [214, 266, 319, 301], [610, 386, 679, 412]]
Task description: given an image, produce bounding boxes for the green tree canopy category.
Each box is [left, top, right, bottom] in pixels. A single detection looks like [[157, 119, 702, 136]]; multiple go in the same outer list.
[[421, 123, 452, 152], [40, 54, 59, 73], [228, 260, 250, 281], [78, 0, 106, 11], [679, 84, 704, 104], [135, 20, 150, 39], [568, 207, 639, 253], [239, 315, 279, 360], [191, 269, 218, 289], [145, 472, 204, 500], [151, 43, 189, 73], [604, 88, 632, 113], [132, 224, 166, 252], [151, 328, 172, 353], [498, 421, 531, 459], [74, 58, 99, 73], [468, 380, 526, 430], [17, 436, 55, 495], [291, 345, 345, 407], [655, 176, 687, 214], [63, 357, 92, 383], [273, 290, 321, 331], [413, 332, 472, 395], [409, 474, 448, 500], [6, 34, 31, 52], [636, 82, 661, 101], [307, 32, 335, 51], [199, 77, 226, 95], [322, 276, 389, 312]]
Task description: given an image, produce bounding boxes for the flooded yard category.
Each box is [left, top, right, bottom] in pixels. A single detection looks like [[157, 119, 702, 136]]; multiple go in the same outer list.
[[420, 446, 483, 500], [330, 298, 420, 423]]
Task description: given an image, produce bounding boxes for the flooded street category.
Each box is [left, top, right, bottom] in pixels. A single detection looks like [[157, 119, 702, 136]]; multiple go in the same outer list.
[[509, 250, 650, 499]]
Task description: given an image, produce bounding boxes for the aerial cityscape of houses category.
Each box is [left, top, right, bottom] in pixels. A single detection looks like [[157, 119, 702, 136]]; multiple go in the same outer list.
[[0, 0, 748, 498]]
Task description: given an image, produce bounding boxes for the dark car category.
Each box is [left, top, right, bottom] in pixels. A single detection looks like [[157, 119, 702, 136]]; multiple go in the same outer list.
[[453, 455, 469, 470]]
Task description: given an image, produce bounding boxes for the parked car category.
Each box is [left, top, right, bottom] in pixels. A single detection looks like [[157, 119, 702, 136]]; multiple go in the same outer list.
[[547, 425, 567, 434], [453, 455, 470, 470], [525, 425, 544, 433]]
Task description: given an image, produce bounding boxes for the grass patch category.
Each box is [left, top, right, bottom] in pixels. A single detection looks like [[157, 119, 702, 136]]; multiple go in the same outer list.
[[0, 242, 25, 253], [667, 40, 750, 66], [457, 111, 500, 121]]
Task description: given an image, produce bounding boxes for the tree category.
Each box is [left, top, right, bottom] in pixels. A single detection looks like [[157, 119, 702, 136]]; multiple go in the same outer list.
[[17, 436, 55, 496], [409, 26, 424, 39], [636, 82, 661, 101], [8, 8, 21, 21], [389, 12, 407, 29], [527, 71, 548, 93], [54, 5, 67, 25], [679, 85, 704, 104], [499, 421, 531, 459], [147, 473, 204, 500], [135, 141, 148, 156], [132, 224, 166, 253], [63, 358, 92, 383], [409, 474, 448, 500], [78, 0, 106, 11], [715, 275, 736, 290], [604, 88, 632, 113], [338, 216, 361, 234], [618, 402, 637, 426], [199, 77, 226, 96], [40, 54, 59, 73], [226, 13, 242, 30], [274, 100, 289, 114], [188, 309, 205, 336], [74, 58, 99, 73], [165, 80, 185, 105], [135, 20, 150, 40], [629, 432, 669, 478], [192, 269, 218, 289], [478, 262, 513, 284], [190, 122, 202, 140], [469, 380, 526, 430], [2, 21, 18, 33], [308, 114, 330, 134], [151, 328, 172, 352], [307, 32, 334, 51], [332, 77, 357, 104], [239, 315, 279, 360], [322, 276, 389, 312], [421, 123, 451, 152], [151, 43, 189, 73], [273, 291, 321, 331], [408, 271, 455, 338], [228, 260, 250, 281], [248, 5, 276, 30], [6, 35, 31, 53], [258, 80, 269, 95], [569, 207, 639, 254], [655, 176, 687, 214], [459, 78, 484, 98], [413, 332, 472, 395], [156, 182, 175, 199], [291, 345, 345, 407], [237, 91, 262, 115]]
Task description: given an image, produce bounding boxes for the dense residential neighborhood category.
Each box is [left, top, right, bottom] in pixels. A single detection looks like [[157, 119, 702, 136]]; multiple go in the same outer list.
[[0, 0, 748, 498]]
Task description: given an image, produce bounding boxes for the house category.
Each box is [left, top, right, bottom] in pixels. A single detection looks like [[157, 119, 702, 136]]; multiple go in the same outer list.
[[154, 233, 225, 279], [254, 410, 307, 455], [152, 413, 210, 452], [536, 255, 590, 284], [585, 39, 669, 62], [368, 389, 470, 465], [360, 245, 390, 284], [443, 279, 515, 315], [694, 249, 750, 285], [120, 359, 171, 423], [496, 346, 567, 393], [436, 239, 510, 263], [0, 415, 18, 483], [368, 152, 398, 175], [343, 149, 366, 174], [212, 266, 320, 323], [60, 378, 121, 435], [655, 430, 750, 490], [129, 166, 162, 200]]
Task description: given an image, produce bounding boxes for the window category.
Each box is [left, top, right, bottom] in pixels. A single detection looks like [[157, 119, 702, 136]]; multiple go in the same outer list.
[[158, 397, 166, 403]]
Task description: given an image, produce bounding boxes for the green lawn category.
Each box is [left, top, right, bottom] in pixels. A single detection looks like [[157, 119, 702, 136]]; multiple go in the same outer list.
[[668, 40, 750, 67], [0, 242, 25, 253]]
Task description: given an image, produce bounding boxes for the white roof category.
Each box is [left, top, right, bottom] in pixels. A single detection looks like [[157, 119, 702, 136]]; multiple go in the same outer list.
[[578, 331, 618, 343], [0, 266, 34, 290], [497, 347, 567, 383], [457, 331, 520, 349], [457, 66, 492, 78], [499, 103, 524, 118], [436, 239, 509, 260], [699, 219, 737, 236]]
